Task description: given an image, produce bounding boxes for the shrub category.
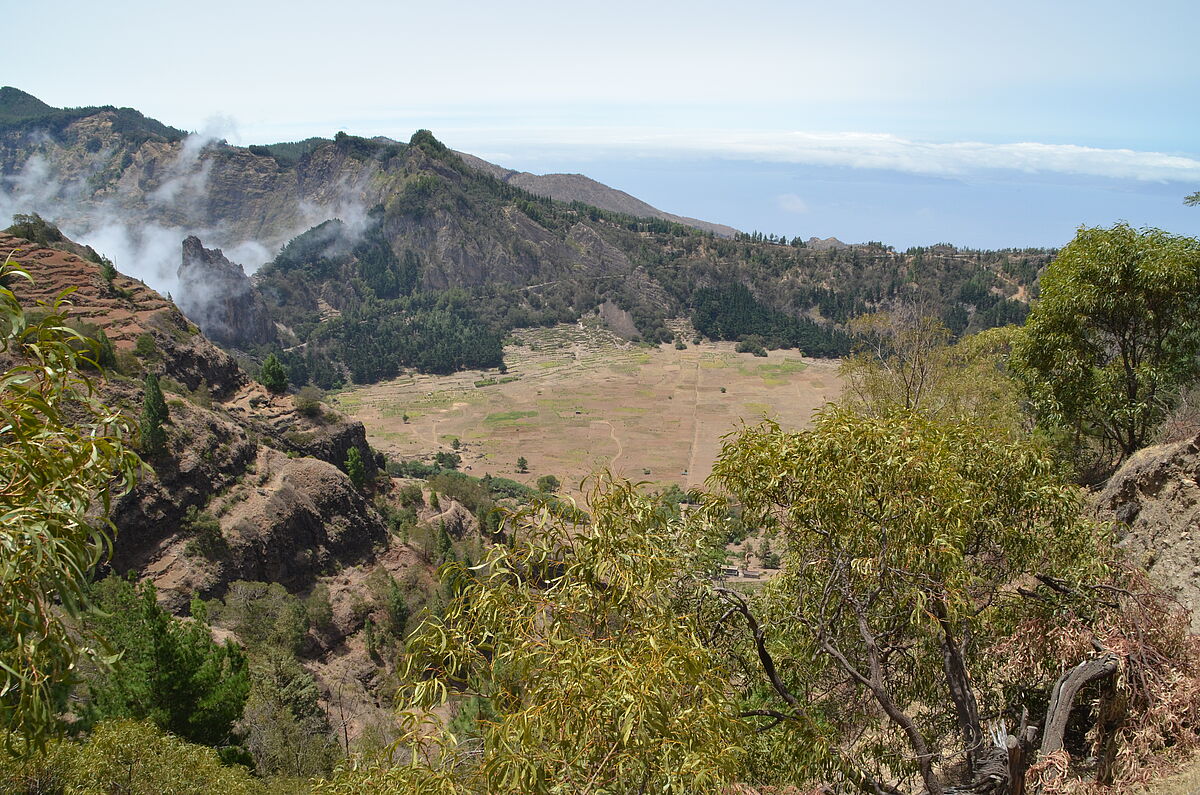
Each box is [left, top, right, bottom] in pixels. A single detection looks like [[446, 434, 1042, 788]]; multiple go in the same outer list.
[[134, 332, 157, 359], [434, 450, 461, 470], [181, 505, 227, 559], [397, 483, 425, 508], [294, 385, 323, 418]]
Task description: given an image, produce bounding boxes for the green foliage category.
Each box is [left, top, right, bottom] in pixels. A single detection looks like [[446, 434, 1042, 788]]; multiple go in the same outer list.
[[0, 719, 258, 794], [757, 537, 780, 569], [248, 136, 330, 167], [66, 320, 116, 370], [705, 408, 1102, 791], [1012, 223, 1200, 471], [99, 256, 118, 285], [272, 218, 355, 280], [0, 87, 185, 142], [250, 141, 1045, 386], [181, 505, 227, 559], [515, 456, 528, 473], [239, 649, 336, 778], [4, 213, 64, 246], [734, 335, 768, 356], [305, 584, 335, 635], [334, 130, 404, 161], [367, 569, 411, 638], [210, 581, 309, 655], [319, 300, 503, 383], [133, 331, 156, 358], [397, 483, 425, 508], [409, 128, 451, 157], [535, 474, 560, 493], [693, 283, 849, 356], [397, 481, 745, 793], [80, 578, 250, 748], [139, 372, 169, 457], [345, 447, 366, 487], [433, 450, 461, 470], [434, 520, 453, 564], [0, 261, 140, 752], [259, 352, 289, 394], [294, 385, 324, 418], [840, 308, 1025, 432]]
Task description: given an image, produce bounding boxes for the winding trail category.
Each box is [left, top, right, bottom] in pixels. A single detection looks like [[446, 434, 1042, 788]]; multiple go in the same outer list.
[[597, 420, 623, 471]]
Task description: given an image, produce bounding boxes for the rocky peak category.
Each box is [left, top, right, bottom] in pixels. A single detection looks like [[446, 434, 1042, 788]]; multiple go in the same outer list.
[[176, 236, 275, 349], [806, 236, 849, 250]]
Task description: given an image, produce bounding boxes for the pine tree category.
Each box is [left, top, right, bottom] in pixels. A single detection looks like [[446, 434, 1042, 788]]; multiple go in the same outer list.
[[344, 447, 366, 488], [140, 373, 168, 457], [259, 353, 289, 394]]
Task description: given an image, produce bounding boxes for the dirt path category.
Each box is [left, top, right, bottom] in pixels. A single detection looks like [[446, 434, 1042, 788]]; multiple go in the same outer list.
[[595, 420, 623, 472]]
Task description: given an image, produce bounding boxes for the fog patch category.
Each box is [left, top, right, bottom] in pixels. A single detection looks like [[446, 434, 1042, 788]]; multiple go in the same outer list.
[[0, 115, 375, 304]]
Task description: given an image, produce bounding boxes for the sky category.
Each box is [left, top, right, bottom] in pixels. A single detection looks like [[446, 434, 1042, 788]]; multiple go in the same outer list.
[[6, 0, 1199, 249]]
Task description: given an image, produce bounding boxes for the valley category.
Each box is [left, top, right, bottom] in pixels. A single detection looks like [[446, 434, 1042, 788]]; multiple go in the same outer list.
[[2, 78, 1198, 795], [332, 321, 841, 496]]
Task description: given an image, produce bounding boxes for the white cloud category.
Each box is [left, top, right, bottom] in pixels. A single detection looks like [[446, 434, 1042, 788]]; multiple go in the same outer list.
[[777, 193, 809, 214], [443, 127, 1200, 183]]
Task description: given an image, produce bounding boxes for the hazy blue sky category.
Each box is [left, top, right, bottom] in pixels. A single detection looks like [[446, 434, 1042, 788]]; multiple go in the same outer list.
[[8, 0, 1198, 248]]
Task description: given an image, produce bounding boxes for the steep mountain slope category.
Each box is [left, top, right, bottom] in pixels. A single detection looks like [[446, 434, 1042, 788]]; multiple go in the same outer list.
[[0, 227, 385, 609]]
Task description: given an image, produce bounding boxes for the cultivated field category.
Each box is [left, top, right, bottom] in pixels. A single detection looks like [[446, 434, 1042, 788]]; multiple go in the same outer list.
[[331, 321, 842, 498]]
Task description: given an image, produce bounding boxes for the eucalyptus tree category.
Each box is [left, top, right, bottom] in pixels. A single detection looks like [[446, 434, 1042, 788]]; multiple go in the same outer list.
[[0, 260, 141, 752], [705, 408, 1102, 794], [1012, 223, 1200, 472], [320, 481, 744, 794]]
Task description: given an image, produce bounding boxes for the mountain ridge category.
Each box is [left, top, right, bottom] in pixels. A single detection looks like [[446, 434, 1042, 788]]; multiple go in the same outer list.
[[0, 88, 1051, 389], [453, 150, 738, 237]]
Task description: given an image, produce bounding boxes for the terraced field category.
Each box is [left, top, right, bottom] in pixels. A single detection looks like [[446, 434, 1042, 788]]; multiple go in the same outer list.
[[332, 321, 842, 497]]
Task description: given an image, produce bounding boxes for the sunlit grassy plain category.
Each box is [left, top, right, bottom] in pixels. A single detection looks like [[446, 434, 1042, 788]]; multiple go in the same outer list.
[[332, 322, 842, 498]]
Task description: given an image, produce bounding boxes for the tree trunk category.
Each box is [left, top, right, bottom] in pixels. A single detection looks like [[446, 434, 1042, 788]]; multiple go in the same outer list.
[[1005, 718, 1038, 795], [936, 604, 984, 775], [1041, 652, 1120, 756], [1035, 652, 1120, 792]]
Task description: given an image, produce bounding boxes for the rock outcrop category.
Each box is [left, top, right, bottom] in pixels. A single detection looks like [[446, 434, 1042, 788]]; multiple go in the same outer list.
[[1094, 433, 1200, 629], [176, 236, 275, 349], [282, 420, 379, 480]]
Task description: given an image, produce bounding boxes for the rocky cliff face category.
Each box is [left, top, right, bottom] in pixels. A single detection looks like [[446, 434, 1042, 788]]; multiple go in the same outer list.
[[1094, 433, 1200, 629], [176, 236, 275, 348]]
